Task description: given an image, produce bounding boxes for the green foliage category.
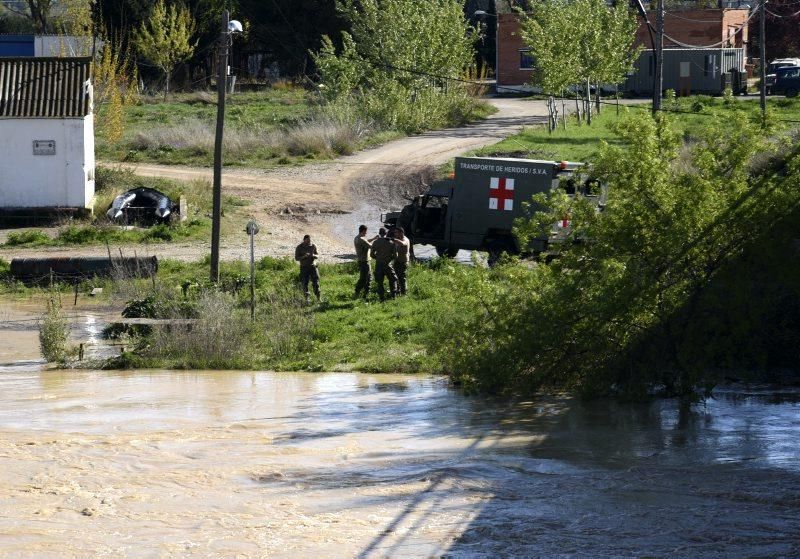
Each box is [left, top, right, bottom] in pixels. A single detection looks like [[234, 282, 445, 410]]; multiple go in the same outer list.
[[520, 0, 639, 95], [444, 112, 800, 397], [39, 295, 70, 363], [133, 0, 197, 94], [314, 0, 481, 133], [4, 230, 51, 246]]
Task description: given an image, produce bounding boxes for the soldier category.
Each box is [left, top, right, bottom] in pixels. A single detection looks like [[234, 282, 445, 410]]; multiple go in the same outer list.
[[393, 227, 411, 296], [353, 225, 376, 299], [294, 234, 320, 303], [370, 227, 398, 302]]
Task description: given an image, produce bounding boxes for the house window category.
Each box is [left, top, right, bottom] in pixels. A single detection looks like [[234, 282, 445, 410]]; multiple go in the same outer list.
[[519, 50, 535, 70]]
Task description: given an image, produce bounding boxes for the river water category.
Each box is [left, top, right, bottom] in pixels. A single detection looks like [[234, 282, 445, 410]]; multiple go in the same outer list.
[[2, 305, 800, 557]]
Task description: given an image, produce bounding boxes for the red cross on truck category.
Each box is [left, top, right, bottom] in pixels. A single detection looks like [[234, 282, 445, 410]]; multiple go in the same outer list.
[[489, 177, 515, 211], [382, 156, 605, 265]]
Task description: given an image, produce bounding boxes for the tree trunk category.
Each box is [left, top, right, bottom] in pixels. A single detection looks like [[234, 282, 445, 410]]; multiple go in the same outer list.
[[575, 90, 582, 125], [595, 84, 601, 114], [561, 95, 567, 130], [585, 78, 592, 125]]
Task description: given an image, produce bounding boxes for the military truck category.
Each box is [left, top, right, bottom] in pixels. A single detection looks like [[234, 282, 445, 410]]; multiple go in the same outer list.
[[382, 156, 600, 264]]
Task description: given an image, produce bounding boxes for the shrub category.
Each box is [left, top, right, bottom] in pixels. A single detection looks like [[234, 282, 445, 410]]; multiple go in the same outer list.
[[56, 225, 102, 244], [4, 230, 51, 246], [39, 297, 70, 363]]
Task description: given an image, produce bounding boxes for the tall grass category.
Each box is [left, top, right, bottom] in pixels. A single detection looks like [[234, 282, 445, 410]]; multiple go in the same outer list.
[[39, 296, 70, 363], [127, 105, 375, 161], [145, 290, 251, 368]]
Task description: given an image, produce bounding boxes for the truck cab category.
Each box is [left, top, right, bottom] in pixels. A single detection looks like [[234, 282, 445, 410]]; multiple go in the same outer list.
[[383, 156, 599, 263]]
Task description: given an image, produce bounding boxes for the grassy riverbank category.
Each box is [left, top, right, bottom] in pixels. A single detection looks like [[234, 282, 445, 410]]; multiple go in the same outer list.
[[0, 256, 474, 373]]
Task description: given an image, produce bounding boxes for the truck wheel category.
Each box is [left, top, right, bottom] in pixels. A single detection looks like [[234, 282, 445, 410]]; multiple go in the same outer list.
[[787, 88, 799, 98], [435, 246, 458, 258]]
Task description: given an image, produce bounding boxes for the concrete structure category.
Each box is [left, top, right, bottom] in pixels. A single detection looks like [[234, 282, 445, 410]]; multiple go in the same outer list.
[[0, 57, 95, 210], [495, 7, 750, 92]]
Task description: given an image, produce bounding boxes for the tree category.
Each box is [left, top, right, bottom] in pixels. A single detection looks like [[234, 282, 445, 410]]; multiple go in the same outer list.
[[133, 0, 197, 95], [238, 0, 346, 78], [314, 0, 478, 132], [1, 0, 53, 32], [520, 0, 638, 125]]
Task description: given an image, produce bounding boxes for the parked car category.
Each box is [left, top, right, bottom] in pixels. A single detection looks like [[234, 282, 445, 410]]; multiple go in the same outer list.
[[771, 66, 800, 97], [766, 58, 800, 93]]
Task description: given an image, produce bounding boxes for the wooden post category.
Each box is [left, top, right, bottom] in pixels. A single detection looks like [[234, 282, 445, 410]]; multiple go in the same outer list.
[[210, 10, 230, 283], [654, 0, 664, 114]]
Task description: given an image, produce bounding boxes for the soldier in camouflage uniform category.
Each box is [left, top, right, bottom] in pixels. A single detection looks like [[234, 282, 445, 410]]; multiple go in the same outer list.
[[393, 227, 411, 295], [353, 224, 375, 299], [294, 234, 320, 303], [369, 228, 398, 302]]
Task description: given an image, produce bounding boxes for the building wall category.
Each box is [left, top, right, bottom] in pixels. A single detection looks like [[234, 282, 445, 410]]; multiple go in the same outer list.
[[498, 9, 750, 88], [634, 9, 748, 51], [0, 116, 95, 209], [496, 13, 533, 89]]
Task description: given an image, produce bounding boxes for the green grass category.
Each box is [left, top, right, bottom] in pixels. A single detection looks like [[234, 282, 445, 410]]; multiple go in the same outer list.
[[477, 96, 800, 163], [149, 257, 464, 373]]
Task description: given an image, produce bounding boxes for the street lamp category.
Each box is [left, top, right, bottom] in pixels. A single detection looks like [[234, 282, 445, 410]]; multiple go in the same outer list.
[[474, 10, 498, 85], [210, 12, 243, 283]]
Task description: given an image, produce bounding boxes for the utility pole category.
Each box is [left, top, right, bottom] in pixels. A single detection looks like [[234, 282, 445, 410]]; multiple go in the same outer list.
[[654, 0, 664, 114], [210, 10, 230, 283], [759, 0, 767, 128]]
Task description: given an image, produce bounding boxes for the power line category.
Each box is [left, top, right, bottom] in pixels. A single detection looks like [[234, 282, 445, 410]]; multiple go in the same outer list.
[[765, 6, 800, 16], [662, 4, 762, 49]]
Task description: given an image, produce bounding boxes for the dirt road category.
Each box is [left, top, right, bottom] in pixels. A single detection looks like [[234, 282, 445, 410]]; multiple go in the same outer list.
[[1, 98, 549, 263]]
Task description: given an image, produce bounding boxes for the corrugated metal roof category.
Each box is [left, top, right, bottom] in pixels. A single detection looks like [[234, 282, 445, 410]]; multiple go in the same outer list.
[[0, 57, 91, 118]]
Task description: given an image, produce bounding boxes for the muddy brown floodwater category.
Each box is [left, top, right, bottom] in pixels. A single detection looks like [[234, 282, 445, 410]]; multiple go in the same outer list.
[[1, 364, 800, 558]]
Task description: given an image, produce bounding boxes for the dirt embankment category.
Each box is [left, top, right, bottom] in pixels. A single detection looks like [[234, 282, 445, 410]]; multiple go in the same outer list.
[[1, 98, 549, 263]]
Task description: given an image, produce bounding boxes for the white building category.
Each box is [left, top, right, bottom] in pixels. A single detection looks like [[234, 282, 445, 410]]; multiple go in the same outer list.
[[0, 57, 95, 210]]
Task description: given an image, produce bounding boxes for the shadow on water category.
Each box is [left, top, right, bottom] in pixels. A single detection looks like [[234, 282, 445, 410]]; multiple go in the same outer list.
[[259, 382, 800, 557]]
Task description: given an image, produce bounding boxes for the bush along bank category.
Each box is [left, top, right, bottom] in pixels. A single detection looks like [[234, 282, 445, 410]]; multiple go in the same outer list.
[[440, 113, 800, 398]]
